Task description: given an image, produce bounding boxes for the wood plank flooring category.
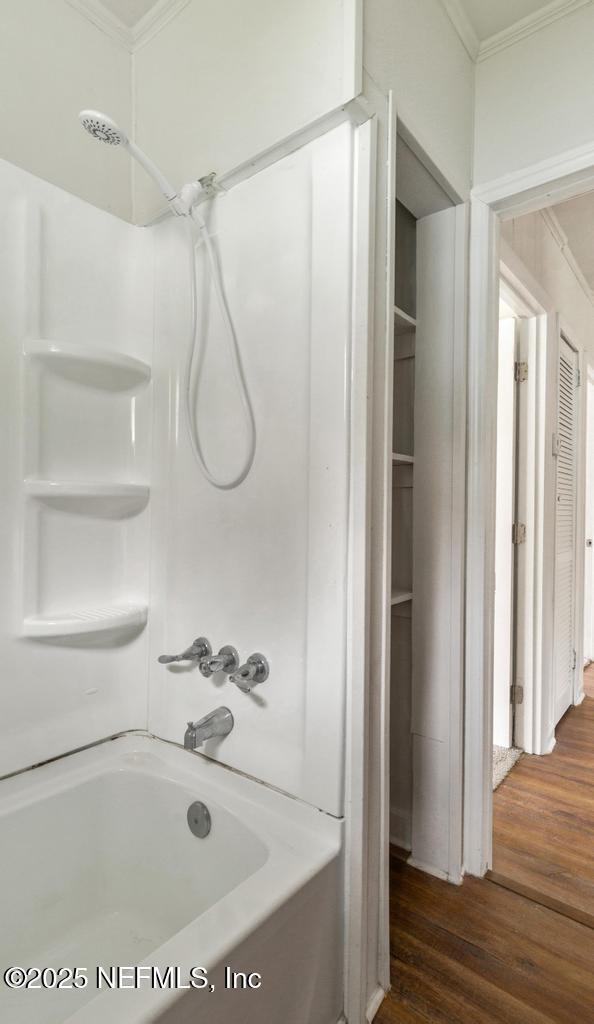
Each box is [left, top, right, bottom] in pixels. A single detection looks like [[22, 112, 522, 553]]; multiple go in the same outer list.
[[376, 849, 594, 1023], [491, 663, 594, 922]]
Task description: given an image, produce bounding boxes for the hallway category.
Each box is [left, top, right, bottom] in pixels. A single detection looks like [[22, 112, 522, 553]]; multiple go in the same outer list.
[[378, 667, 594, 1021], [490, 664, 594, 924], [377, 850, 594, 1023]]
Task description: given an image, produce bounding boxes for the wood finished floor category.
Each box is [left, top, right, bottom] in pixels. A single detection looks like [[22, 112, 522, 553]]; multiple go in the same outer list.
[[376, 849, 594, 1023], [491, 662, 594, 923], [377, 667, 594, 1022]]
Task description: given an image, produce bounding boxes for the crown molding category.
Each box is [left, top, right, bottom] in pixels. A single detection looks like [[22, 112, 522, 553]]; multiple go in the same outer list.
[[65, 0, 190, 52], [540, 206, 594, 308], [441, 0, 593, 65], [440, 0, 480, 60], [478, 0, 593, 62], [131, 0, 191, 49], [65, 0, 130, 48]]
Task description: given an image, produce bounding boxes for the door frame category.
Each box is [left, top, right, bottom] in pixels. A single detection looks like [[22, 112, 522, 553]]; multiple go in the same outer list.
[[495, 255, 552, 756], [584, 366, 594, 664], [464, 148, 594, 877]]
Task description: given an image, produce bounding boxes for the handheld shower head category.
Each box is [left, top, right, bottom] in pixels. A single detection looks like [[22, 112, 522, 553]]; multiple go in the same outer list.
[[79, 110, 128, 146], [78, 108, 188, 215]]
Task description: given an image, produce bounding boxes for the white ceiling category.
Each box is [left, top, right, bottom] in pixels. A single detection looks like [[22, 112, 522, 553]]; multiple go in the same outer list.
[[553, 192, 594, 293], [459, 0, 561, 41], [97, 0, 162, 28]]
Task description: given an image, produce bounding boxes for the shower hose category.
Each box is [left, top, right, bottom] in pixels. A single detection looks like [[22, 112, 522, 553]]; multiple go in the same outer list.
[[183, 206, 256, 490]]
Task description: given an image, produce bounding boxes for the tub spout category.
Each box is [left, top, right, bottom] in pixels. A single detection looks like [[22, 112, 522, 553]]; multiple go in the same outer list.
[[184, 707, 234, 750]]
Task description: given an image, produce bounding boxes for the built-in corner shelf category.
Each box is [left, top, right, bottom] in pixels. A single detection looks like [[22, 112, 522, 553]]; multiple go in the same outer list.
[[392, 453, 414, 465], [24, 340, 151, 391], [394, 306, 417, 333], [391, 590, 413, 606], [23, 604, 148, 639], [24, 479, 150, 516]]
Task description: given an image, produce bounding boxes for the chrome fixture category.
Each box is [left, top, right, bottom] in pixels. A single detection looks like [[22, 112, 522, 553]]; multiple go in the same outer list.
[[199, 645, 239, 678], [184, 707, 234, 750], [229, 653, 269, 693], [187, 800, 211, 839], [158, 636, 211, 665]]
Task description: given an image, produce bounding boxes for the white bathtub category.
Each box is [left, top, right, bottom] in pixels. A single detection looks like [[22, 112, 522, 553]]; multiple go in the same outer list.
[[0, 735, 343, 1024]]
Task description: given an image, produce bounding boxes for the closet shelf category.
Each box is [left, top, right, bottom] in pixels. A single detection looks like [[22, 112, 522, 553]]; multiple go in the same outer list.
[[394, 306, 417, 333], [23, 604, 148, 638], [24, 340, 151, 391], [24, 479, 150, 516], [391, 590, 413, 606], [392, 453, 414, 464]]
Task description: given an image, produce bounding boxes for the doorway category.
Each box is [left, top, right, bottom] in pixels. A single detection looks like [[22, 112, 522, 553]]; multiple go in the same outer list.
[[491, 255, 551, 771], [467, 180, 594, 923]]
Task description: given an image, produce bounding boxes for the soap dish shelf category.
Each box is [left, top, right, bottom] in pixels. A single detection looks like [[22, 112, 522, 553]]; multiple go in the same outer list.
[[24, 480, 150, 516], [23, 604, 148, 638], [24, 340, 151, 390]]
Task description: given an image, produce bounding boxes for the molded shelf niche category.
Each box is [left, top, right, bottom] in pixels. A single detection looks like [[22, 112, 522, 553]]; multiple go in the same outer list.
[[24, 480, 149, 518], [23, 604, 148, 639], [25, 340, 151, 391]]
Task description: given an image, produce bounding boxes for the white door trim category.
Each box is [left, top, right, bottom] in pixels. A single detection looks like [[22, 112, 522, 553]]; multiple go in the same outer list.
[[584, 367, 594, 666], [465, 154, 594, 877], [498, 246, 554, 756], [343, 113, 379, 1024]]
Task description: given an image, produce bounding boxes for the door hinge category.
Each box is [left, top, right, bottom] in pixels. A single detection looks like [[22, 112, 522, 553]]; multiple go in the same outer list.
[[573, 649, 577, 671], [514, 361, 528, 383], [552, 432, 561, 457], [576, 368, 582, 387], [510, 684, 524, 705], [512, 522, 527, 545]]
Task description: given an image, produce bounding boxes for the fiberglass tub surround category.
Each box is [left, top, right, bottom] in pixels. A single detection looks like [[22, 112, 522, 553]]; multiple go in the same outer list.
[[0, 117, 355, 1024], [0, 736, 342, 1024], [0, 158, 152, 779], [148, 121, 354, 818]]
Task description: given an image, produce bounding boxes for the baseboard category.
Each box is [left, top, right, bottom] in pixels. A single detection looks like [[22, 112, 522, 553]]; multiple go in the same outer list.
[[407, 855, 449, 881], [536, 730, 556, 755], [574, 689, 586, 706], [366, 984, 387, 1022], [407, 855, 463, 885], [389, 805, 411, 852]]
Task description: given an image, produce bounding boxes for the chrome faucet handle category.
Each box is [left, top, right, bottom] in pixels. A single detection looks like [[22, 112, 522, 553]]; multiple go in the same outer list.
[[158, 636, 212, 665], [229, 653, 269, 693], [199, 645, 239, 679]]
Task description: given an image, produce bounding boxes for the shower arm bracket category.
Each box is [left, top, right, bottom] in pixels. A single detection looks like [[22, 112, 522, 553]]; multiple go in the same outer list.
[[179, 173, 226, 213]]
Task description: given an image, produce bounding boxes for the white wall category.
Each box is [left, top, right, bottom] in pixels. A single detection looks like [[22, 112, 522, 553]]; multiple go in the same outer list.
[[0, 159, 152, 777], [475, 6, 594, 186], [363, 0, 475, 199], [502, 213, 594, 360], [147, 123, 355, 815], [1, 0, 132, 220], [132, 0, 356, 223]]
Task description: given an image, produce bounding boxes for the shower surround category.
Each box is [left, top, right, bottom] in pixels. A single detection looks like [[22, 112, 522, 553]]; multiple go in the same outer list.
[[0, 117, 357, 1023]]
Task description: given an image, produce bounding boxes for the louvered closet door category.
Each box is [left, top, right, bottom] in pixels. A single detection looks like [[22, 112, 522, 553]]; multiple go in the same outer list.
[[553, 335, 579, 725]]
